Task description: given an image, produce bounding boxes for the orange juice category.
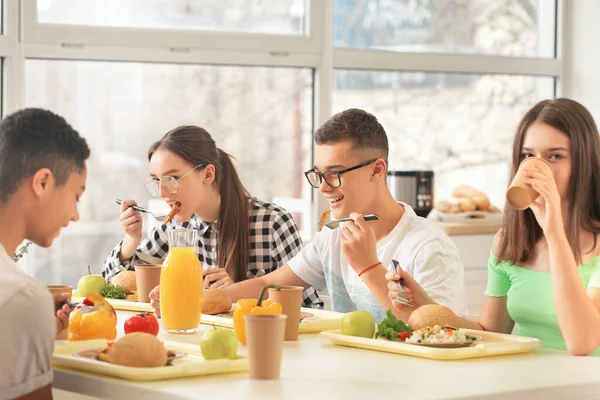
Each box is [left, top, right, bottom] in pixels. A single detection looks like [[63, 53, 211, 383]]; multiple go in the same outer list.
[[160, 247, 203, 333]]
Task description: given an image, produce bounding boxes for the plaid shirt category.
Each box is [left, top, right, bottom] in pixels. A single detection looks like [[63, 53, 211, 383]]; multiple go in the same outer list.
[[102, 198, 323, 308]]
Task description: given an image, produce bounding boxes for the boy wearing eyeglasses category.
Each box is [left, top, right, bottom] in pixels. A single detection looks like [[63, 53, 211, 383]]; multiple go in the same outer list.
[[0, 108, 90, 399], [226, 108, 468, 322]]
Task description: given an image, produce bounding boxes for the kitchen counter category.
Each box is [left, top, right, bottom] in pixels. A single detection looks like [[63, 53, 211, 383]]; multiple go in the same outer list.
[[436, 222, 502, 236], [53, 311, 600, 400]]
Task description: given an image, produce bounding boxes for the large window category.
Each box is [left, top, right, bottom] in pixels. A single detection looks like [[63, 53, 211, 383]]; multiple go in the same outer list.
[[37, 0, 307, 35], [25, 60, 313, 285], [333, 70, 554, 207], [8, 0, 561, 286], [334, 0, 556, 58]]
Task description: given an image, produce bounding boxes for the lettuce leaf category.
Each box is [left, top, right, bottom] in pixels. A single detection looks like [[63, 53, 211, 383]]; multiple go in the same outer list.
[[375, 309, 412, 341], [101, 283, 126, 299]]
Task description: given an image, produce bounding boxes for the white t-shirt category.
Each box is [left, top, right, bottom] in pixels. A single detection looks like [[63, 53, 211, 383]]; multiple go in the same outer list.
[[288, 203, 469, 322], [0, 244, 55, 400]]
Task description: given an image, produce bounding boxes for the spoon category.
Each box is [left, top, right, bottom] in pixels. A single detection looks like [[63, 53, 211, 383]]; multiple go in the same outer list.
[[115, 199, 167, 222], [322, 213, 379, 229]]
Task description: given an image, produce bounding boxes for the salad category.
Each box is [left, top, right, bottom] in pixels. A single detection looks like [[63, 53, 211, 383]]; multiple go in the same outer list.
[[375, 309, 413, 341]]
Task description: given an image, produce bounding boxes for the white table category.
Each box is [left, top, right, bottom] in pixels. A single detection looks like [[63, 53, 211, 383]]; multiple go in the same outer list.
[[53, 311, 600, 400]]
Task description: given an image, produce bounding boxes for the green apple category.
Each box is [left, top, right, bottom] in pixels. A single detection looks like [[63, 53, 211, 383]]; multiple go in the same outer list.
[[341, 310, 376, 338], [200, 328, 238, 360], [77, 265, 106, 297]]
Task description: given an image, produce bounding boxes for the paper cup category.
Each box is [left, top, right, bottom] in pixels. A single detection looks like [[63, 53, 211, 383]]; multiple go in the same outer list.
[[506, 157, 554, 210], [47, 285, 73, 301], [47, 285, 72, 340], [244, 314, 287, 380], [134, 265, 162, 303], [268, 286, 303, 341]]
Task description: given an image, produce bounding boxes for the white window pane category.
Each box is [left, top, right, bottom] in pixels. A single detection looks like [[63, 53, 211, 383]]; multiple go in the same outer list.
[[25, 60, 313, 286], [335, 0, 556, 58], [37, 0, 306, 35], [333, 70, 554, 210]]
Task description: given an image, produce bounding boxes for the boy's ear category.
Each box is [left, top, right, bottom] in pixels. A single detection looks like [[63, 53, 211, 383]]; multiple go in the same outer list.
[[32, 168, 55, 198], [372, 159, 387, 181], [203, 164, 216, 185]]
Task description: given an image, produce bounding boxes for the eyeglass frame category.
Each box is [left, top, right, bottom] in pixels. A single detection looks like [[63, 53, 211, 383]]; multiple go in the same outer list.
[[304, 158, 384, 189], [144, 163, 207, 196]]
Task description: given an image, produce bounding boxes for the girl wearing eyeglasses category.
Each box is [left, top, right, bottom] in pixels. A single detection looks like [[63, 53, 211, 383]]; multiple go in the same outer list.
[[102, 125, 323, 313]]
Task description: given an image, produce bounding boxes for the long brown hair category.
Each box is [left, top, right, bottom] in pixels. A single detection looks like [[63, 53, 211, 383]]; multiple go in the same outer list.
[[148, 126, 251, 282], [497, 98, 600, 265]]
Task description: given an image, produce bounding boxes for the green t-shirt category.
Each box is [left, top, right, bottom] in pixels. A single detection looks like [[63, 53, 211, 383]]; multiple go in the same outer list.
[[486, 253, 600, 355]]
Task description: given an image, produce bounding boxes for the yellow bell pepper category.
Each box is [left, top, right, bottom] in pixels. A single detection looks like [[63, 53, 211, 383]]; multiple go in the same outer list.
[[68, 293, 117, 341], [233, 284, 282, 345]]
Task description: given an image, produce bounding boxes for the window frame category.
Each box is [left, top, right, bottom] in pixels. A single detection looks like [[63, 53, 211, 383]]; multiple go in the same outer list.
[[12, 0, 565, 225]]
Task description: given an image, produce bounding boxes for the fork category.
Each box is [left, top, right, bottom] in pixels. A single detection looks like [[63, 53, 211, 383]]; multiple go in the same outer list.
[[392, 259, 413, 307], [55, 300, 80, 311], [115, 199, 167, 222], [322, 213, 379, 229]]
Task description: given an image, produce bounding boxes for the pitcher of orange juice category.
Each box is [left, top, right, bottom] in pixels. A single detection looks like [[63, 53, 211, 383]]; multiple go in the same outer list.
[[160, 229, 203, 333]]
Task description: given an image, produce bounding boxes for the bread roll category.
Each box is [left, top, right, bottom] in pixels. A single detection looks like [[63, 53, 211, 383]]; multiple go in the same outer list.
[[453, 184, 483, 198], [471, 194, 490, 210], [457, 197, 476, 212], [407, 304, 460, 330], [108, 332, 167, 368], [111, 271, 136, 294], [435, 198, 475, 213], [452, 185, 491, 211], [434, 200, 453, 213], [203, 288, 233, 315]]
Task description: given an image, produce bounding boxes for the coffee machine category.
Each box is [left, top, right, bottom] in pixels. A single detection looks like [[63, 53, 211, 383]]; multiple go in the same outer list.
[[387, 170, 434, 217]]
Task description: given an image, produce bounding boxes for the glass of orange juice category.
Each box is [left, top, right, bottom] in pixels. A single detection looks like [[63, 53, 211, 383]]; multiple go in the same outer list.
[[160, 229, 203, 333]]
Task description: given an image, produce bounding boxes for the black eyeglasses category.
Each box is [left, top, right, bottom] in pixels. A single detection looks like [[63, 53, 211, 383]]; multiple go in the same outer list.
[[304, 158, 379, 189]]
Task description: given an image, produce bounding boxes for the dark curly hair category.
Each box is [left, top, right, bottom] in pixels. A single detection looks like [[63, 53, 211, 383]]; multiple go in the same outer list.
[[0, 108, 90, 204]]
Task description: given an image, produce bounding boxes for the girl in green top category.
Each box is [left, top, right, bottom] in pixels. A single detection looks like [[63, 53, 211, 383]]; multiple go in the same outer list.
[[386, 98, 600, 356]]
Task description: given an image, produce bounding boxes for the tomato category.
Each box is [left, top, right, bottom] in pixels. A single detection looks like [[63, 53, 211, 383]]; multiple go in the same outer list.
[[124, 312, 160, 336], [397, 331, 411, 341]]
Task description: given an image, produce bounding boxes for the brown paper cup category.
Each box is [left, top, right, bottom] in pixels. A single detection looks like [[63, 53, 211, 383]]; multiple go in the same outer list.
[[47, 285, 73, 301], [135, 265, 162, 303], [47, 285, 72, 339], [268, 286, 303, 341], [244, 314, 287, 380], [506, 157, 554, 210]]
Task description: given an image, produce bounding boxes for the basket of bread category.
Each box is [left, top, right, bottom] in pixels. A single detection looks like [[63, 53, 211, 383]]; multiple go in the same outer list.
[[427, 184, 502, 224]]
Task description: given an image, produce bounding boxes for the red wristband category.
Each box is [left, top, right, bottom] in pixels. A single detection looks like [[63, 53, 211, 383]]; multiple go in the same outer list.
[[358, 262, 382, 278]]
